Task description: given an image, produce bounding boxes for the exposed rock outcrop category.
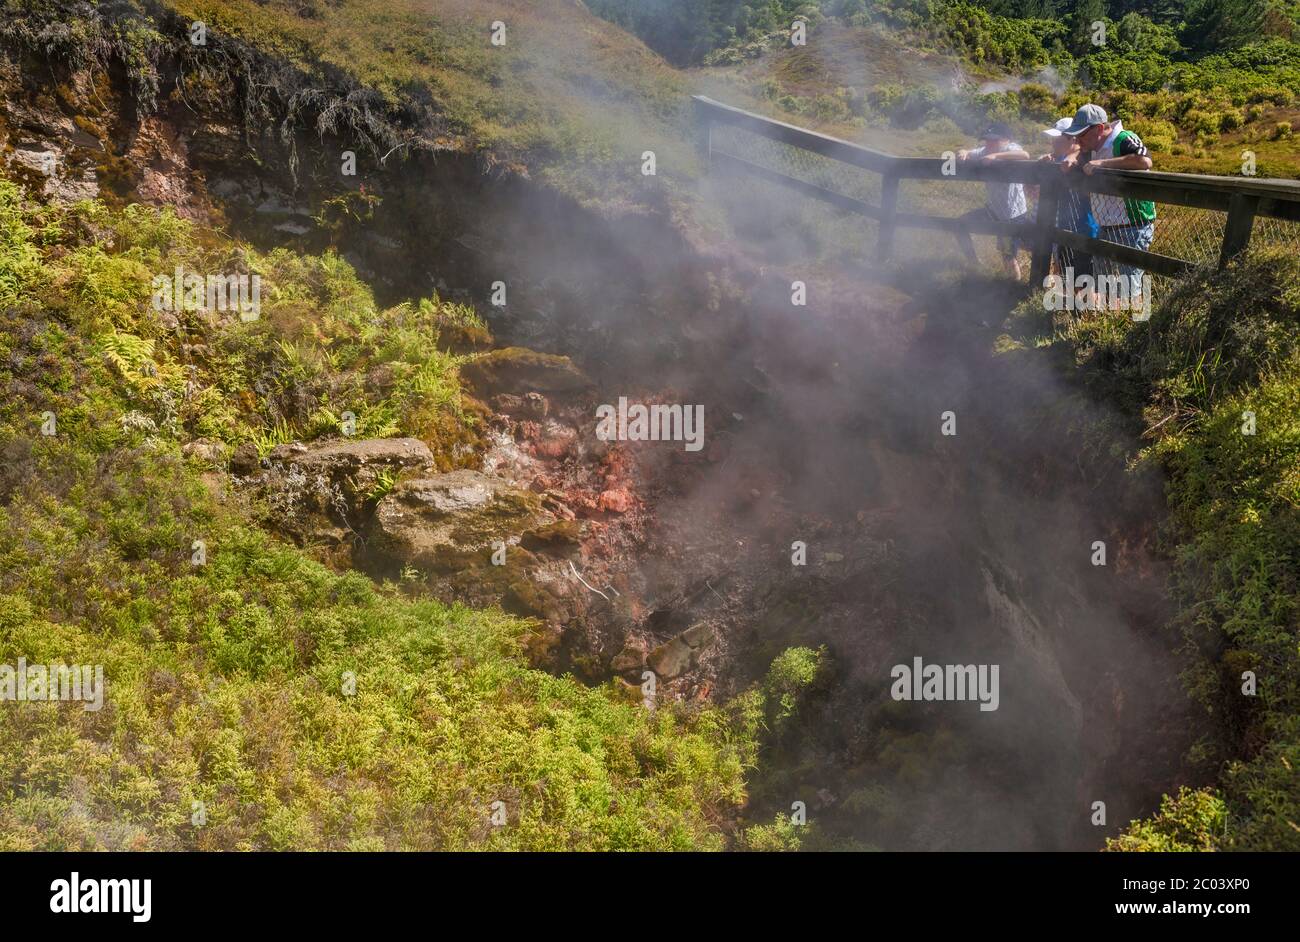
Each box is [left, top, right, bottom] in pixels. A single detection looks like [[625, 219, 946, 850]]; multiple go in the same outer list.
[[268, 437, 434, 481], [240, 437, 435, 550], [646, 622, 715, 679], [368, 469, 554, 574], [366, 468, 593, 670]]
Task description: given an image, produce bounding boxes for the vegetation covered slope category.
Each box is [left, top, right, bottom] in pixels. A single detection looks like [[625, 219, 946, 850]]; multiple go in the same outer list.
[[3, 0, 1295, 852], [147, 0, 697, 204], [1000, 249, 1300, 850], [0, 177, 767, 850]]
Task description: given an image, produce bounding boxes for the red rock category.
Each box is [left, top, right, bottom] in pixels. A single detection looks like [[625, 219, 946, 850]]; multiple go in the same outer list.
[[597, 488, 635, 513], [533, 424, 577, 459]]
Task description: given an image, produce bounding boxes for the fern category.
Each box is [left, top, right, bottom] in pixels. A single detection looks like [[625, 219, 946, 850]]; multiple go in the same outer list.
[[250, 418, 300, 459], [101, 330, 162, 389]]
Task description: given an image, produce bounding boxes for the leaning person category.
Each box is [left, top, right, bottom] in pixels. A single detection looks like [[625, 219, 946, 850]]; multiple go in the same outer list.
[[958, 122, 1030, 280], [1058, 104, 1156, 311], [1041, 116, 1099, 308]]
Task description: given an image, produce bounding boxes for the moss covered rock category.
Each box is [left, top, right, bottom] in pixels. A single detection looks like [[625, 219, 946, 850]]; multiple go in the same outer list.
[[459, 347, 594, 399]]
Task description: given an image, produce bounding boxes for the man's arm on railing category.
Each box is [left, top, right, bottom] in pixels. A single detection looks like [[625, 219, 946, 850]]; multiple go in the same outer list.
[[1083, 153, 1153, 174], [957, 146, 1030, 163], [979, 148, 1032, 161]]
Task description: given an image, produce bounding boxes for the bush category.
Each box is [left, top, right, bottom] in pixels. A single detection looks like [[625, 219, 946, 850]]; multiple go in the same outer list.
[[1129, 117, 1177, 153], [1016, 82, 1057, 121], [740, 811, 805, 851], [1106, 788, 1227, 851], [1247, 86, 1296, 107], [764, 646, 826, 728]]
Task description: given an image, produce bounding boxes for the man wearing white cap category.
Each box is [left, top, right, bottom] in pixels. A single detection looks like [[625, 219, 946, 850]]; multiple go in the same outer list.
[[1056, 104, 1156, 306], [1041, 117, 1098, 294], [957, 121, 1030, 279]]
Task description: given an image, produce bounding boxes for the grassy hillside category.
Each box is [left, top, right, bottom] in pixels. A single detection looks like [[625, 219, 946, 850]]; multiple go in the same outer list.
[[691, 11, 1300, 177], [0, 175, 768, 850]]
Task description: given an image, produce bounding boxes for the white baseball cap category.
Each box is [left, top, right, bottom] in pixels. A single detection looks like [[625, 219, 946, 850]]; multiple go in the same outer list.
[[1042, 117, 1074, 137]]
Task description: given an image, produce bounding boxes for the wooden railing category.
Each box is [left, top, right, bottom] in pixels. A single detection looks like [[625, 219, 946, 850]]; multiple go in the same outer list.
[[692, 95, 1300, 284]]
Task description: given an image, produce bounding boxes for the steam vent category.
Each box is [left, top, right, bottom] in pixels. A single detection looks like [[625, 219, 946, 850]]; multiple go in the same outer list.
[[0, 0, 1294, 926]]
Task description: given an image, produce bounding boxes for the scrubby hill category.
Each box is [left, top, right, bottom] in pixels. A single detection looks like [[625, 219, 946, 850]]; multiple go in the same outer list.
[[0, 176, 777, 850], [582, 1, 1300, 177], [1001, 249, 1300, 850]]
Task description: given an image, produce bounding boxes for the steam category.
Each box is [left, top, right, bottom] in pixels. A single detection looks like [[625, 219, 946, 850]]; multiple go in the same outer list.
[[980, 65, 1070, 96], [184, 3, 1194, 850], [385, 13, 1193, 850]]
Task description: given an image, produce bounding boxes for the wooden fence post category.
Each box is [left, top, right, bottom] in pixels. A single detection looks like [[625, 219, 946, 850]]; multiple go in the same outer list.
[[1218, 192, 1259, 269], [877, 171, 900, 261], [1030, 173, 1061, 289], [692, 98, 712, 171]]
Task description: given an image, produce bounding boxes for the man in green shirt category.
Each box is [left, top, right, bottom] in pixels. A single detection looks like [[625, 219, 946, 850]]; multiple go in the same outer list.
[[1057, 104, 1157, 310]]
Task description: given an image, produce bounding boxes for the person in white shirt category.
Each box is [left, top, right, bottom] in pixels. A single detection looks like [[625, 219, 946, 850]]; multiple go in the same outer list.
[[958, 122, 1029, 279]]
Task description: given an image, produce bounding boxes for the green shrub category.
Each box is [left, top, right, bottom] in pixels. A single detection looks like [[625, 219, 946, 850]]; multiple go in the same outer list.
[[1016, 82, 1056, 121], [1130, 118, 1177, 153], [1183, 108, 1223, 138], [764, 645, 826, 727], [740, 811, 805, 851], [1106, 788, 1228, 851]]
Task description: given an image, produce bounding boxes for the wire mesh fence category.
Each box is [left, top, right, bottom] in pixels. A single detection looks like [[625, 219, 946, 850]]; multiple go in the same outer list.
[[706, 122, 882, 268], [896, 176, 1017, 273], [1250, 212, 1300, 255], [706, 112, 1300, 310]]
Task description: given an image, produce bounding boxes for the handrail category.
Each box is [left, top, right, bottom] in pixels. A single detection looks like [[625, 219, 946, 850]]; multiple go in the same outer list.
[[692, 95, 1300, 279], [693, 95, 896, 174]]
